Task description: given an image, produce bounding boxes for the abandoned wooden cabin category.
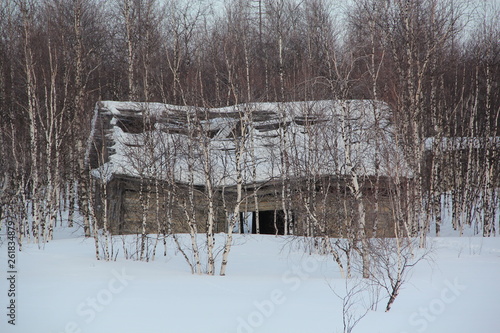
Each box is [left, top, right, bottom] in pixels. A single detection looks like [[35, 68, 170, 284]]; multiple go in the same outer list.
[[90, 100, 407, 237]]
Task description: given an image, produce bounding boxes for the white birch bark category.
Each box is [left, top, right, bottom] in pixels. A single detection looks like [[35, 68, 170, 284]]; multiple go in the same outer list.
[[185, 112, 202, 274], [220, 121, 244, 276], [73, 0, 91, 237], [20, 1, 41, 244], [123, 0, 137, 100], [340, 101, 370, 279]]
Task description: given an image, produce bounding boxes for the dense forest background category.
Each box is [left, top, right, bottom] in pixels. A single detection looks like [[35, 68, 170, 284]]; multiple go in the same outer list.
[[0, 0, 498, 248]]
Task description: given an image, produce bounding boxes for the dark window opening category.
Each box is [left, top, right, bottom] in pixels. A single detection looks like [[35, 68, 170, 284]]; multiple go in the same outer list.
[[251, 210, 289, 235]]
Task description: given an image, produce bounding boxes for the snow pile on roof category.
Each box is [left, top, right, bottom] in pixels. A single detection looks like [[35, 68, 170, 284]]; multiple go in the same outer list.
[[91, 100, 408, 185]]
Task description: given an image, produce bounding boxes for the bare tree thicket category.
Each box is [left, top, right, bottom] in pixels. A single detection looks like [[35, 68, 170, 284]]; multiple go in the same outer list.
[[0, 0, 498, 286]]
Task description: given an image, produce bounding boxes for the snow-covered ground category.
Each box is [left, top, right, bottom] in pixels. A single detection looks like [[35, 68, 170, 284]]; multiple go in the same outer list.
[[1, 226, 500, 333]]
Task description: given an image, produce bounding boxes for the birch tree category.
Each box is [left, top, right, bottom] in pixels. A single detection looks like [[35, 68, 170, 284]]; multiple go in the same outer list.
[[73, 0, 93, 236], [18, 0, 44, 244], [220, 106, 248, 276]]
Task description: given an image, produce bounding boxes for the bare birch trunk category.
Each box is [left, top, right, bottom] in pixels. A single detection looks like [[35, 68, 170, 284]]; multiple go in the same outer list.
[[220, 128, 244, 276], [186, 113, 202, 274], [482, 53, 494, 236], [250, 114, 260, 235], [20, 2, 41, 244], [101, 181, 110, 261], [73, 0, 92, 237], [200, 117, 216, 275], [151, 177, 162, 261], [139, 178, 151, 261], [123, 0, 137, 100], [88, 177, 100, 260], [340, 101, 370, 279]]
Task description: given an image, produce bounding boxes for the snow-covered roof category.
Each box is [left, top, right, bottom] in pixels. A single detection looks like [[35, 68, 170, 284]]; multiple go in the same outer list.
[[91, 100, 409, 186]]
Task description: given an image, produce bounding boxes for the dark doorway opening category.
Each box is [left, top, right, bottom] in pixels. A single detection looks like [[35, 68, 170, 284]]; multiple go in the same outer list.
[[252, 210, 287, 235]]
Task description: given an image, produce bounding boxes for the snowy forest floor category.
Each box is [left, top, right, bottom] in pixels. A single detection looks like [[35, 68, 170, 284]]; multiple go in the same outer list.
[[1, 225, 499, 333]]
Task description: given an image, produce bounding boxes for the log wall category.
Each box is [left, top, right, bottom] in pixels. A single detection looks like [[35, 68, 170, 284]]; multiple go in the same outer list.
[[96, 175, 398, 237]]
